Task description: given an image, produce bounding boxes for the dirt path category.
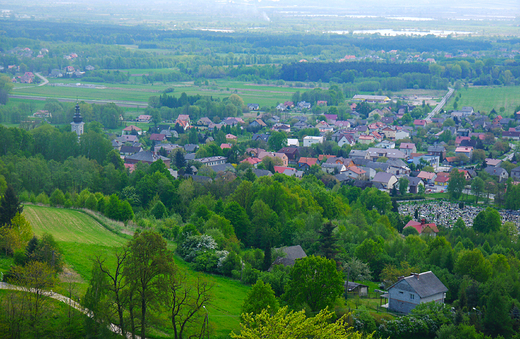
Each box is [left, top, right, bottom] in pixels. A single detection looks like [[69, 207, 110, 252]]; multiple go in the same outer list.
[[0, 282, 140, 339]]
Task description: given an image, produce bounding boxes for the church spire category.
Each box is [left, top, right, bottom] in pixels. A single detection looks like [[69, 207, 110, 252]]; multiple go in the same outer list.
[[73, 101, 83, 123], [71, 100, 85, 137]]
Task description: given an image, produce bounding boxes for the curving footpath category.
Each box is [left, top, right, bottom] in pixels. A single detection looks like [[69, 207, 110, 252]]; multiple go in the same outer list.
[[0, 282, 139, 339]]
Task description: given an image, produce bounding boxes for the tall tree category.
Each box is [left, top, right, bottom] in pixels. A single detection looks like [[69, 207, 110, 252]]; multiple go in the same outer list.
[[447, 168, 465, 199], [470, 177, 485, 203], [398, 177, 409, 195], [317, 221, 339, 262], [282, 255, 343, 313], [93, 248, 129, 338], [124, 231, 175, 339], [267, 131, 287, 152], [0, 185, 23, 226]]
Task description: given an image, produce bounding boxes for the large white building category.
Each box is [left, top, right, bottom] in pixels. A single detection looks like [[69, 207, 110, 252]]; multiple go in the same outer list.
[[303, 136, 324, 147]]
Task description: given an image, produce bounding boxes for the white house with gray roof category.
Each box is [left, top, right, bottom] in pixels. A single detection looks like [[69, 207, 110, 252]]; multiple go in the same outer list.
[[386, 271, 448, 314]]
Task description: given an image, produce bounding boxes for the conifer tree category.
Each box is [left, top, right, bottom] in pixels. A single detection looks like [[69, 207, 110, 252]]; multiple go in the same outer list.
[[0, 185, 23, 226]]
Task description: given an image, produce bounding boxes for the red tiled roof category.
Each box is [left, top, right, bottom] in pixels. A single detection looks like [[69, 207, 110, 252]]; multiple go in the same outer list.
[[123, 125, 141, 131], [298, 157, 318, 166], [274, 166, 293, 174], [241, 157, 262, 165], [404, 220, 439, 234]]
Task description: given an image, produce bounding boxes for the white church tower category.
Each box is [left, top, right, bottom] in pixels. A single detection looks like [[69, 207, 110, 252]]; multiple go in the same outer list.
[[71, 102, 85, 137]]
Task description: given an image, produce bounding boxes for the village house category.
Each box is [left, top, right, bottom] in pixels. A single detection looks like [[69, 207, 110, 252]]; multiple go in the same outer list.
[[258, 151, 289, 167], [372, 172, 398, 190], [278, 147, 299, 162], [455, 146, 473, 158], [125, 150, 170, 167], [399, 143, 416, 157], [195, 156, 227, 167], [485, 167, 509, 182], [270, 245, 307, 270], [427, 146, 446, 161], [303, 136, 324, 147], [404, 220, 439, 236], [406, 177, 424, 194], [358, 135, 375, 145], [122, 125, 142, 135], [385, 271, 448, 314], [137, 114, 152, 123], [298, 157, 318, 170], [344, 166, 367, 180]]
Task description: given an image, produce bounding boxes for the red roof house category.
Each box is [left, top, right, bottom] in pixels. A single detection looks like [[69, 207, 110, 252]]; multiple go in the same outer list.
[[404, 220, 439, 235]]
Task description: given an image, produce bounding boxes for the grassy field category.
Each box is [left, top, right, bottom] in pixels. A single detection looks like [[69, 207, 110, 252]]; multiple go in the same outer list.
[[447, 86, 520, 114], [21, 204, 249, 337], [11, 76, 300, 108]]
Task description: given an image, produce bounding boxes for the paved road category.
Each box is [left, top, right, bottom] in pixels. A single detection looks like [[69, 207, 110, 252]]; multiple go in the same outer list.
[[35, 72, 49, 87], [427, 87, 454, 120], [8, 94, 148, 108], [0, 281, 139, 338]]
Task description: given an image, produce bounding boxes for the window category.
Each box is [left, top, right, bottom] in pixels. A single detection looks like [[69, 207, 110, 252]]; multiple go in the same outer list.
[[399, 291, 404, 294], [410, 294, 415, 300]]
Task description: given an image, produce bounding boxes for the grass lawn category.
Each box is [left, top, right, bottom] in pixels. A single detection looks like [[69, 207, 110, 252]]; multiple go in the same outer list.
[[22, 204, 249, 337], [11, 77, 299, 108], [447, 86, 520, 114]]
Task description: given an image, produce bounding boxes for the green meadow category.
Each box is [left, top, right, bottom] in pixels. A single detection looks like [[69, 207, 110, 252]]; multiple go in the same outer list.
[[11, 75, 300, 108], [447, 86, 520, 114], [21, 205, 249, 337]]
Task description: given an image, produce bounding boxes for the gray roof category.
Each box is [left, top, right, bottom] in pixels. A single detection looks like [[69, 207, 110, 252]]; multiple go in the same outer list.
[[271, 245, 307, 267], [252, 169, 272, 177], [185, 153, 196, 161], [334, 173, 351, 182], [349, 150, 367, 158], [428, 146, 445, 152], [184, 144, 199, 152], [485, 167, 508, 176], [125, 150, 168, 163], [345, 281, 368, 292], [354, 159, 389, 171], [322, 163, 344, 169], [406, 176, 423, 187], [390, 271, 448, 298], [372, 172, 396, 184], [209, 163, 235, 173]]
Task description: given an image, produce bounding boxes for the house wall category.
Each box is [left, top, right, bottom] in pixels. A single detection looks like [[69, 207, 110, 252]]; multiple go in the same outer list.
[[303, 137, 324, 147], [388, 280, 420, 314], [389, 280, 445, 314]]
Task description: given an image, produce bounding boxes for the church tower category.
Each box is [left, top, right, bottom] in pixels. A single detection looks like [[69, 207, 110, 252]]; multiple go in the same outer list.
[[71, 102, 85, 137]]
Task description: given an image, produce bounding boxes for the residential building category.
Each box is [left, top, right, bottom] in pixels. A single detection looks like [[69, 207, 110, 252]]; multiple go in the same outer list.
[[485, 167, 509, 182], [400, 143, 416, 157], [303, 136, 324, 147], [258, 151, 289, 167], [372, 172, 398, 190], [195, 156, 227, 167], [386, 271, 448, 314]]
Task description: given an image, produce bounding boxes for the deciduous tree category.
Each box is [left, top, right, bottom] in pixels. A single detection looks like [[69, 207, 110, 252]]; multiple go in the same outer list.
[[124, 231, 175, 339], [283, 255, 343, 313]]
